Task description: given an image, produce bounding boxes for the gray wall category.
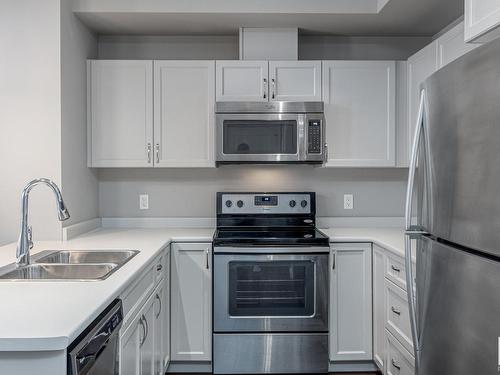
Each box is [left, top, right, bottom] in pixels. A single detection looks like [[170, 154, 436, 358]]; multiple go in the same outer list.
[[96, 34, 416, 221], [299, 35, 430, 60], [61, 0, 99, 228], [97, 34, 429, 60], [98, 167, 408, 218], [0, 0, 63, 245]]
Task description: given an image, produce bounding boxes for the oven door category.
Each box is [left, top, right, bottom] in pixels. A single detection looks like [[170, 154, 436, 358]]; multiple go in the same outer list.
[[214, 252, 328, 332], [216, 113, 305, 163]]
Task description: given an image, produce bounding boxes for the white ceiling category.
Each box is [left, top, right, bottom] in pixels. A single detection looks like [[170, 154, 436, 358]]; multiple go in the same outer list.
[[74, 0, 463, 36]]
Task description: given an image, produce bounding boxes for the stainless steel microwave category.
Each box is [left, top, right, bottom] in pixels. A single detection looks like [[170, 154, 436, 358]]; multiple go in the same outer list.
[[215, 102, 326, 164]]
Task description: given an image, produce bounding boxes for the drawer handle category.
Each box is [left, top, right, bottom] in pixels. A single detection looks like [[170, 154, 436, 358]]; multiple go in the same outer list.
[[391, 265, 401, 273], [391, 306, 401, 315], [156, 264, 163, 271], [391, 359, 401, 370]]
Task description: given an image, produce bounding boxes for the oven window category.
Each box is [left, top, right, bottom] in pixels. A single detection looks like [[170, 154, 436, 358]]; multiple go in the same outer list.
[[223, 120, 297, 154], [228, 260, 315, 317]]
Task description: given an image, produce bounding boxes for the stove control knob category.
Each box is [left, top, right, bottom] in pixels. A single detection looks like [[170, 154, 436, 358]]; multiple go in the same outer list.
[[225, 200, 232, 208], [301, 200, 308, 208], [289, 200, 296, 208], [237, 200, 244, 208]]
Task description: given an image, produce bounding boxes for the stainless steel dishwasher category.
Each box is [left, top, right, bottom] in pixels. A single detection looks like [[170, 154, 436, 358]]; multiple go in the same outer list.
[[68, 299, 123, 375]]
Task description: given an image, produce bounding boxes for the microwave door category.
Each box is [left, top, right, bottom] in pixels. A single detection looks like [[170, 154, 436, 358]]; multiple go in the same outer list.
[[216, 114, 301, 163]]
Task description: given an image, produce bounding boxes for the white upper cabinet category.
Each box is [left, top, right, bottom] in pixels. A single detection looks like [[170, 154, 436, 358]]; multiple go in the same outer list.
[[465, 0, 500, 43], [437, 21, 479, 68], [329, 243, 373, 362], [323, 61, 396, 167], [407, 42, 438, 157], [268, 61, 322, 101], [216, 61, 268, 102], [154, 61, 215, 167], [88, 60, 153, 168]]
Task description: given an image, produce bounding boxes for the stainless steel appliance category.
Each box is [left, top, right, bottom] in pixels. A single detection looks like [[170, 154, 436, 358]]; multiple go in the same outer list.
[[215, 102, 326, 164], [68, 299, 123, 375], [405, 37, 500, 375], [213, 192, 330, 374]]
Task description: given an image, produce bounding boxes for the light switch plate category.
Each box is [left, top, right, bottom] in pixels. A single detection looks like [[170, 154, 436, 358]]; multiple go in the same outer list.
[[139, 194, 149, 210], [344, 194, 353, 210]]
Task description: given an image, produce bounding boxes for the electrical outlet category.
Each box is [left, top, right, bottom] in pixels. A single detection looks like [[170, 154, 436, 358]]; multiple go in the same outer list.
[[139, 194, 149, 210], [344, 194, 354, 210]]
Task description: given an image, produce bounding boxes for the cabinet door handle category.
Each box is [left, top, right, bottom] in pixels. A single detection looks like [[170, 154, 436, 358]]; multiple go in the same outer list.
[[155, 143, 160, 164], [271, 78, 276, 99], [139, 316, 146, 347], [155, 293, 162, 319], [391, 359, 401, 370], [331, 250, 336, 270], [147, 143, 152, 164], [205, 248, 210, 269], [263, 78, 267, 99], [391, 264, 401, 273], [391, 306, 401, 315]]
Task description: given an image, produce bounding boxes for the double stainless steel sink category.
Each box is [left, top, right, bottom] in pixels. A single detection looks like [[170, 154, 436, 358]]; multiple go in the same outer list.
[[0, 250, 139, 281]]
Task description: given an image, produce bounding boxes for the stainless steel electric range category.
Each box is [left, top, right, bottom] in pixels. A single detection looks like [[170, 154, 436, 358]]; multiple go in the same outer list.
[[212, 192, 330, 374]]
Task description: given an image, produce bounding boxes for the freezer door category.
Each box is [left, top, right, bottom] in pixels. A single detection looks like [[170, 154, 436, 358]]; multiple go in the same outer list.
[[420, 37, 500, 256], [416, 236, 500, 375]]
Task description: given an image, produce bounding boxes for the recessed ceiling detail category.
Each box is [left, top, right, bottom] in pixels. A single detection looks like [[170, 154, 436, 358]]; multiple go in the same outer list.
[[73, 0, 463, 36]]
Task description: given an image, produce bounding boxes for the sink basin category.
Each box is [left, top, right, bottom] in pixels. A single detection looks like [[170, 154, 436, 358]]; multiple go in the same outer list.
[[34, 250, 139, 266], [0, 263, 117, 281], [0, 250, 140, 281]]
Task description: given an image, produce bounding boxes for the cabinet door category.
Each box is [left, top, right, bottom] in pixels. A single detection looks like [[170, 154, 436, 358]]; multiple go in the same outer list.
[[140, 296, 156, 375], [407, 43, 438, 159], [373, 245, 387, 372], [465, 0, 500, 43], [161, 251, 170, 369], [323, 61, 396, 167], [153, 284, 166, 375], [269, 61, 321, 101], [88, 60, 153, 167], [171, 243, 212, 361], [438, 21, 479, 68], [154, 61, 215, 167], [120, 314, 142, 375], [329, 243, 372, 361], [216, 61, 268, 102]]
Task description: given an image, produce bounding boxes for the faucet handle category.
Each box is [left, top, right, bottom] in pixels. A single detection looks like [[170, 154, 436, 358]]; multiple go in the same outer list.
[[27, 226, 33, 250]]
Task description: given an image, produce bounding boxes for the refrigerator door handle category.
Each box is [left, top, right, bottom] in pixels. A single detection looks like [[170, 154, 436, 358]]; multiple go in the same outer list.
[[404, 88, 428, 370]]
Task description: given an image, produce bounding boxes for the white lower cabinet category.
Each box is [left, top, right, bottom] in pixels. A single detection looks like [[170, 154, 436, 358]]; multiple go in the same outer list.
[[170, 242, 212, 362], [373, 245, 415, 375], [329, 243, 372, 362], [386, 330, 415, 375], [373, 245, 387, 372], [119, 251, 170, 375], [120, 292, 156, 375]]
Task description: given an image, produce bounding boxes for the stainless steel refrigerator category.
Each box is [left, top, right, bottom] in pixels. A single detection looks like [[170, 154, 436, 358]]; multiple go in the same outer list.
[[405, 37, 500, 375]]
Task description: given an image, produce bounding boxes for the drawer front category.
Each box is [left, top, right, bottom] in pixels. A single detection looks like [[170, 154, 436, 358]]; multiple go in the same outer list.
[[386, 330, 415, 375], [386, 253, 407, 290], [122, 252, 165, 321], [385, 279, 413, 353]]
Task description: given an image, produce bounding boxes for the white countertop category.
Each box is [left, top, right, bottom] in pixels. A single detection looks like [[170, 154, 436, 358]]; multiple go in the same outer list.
[[0, 226, 405, 352]]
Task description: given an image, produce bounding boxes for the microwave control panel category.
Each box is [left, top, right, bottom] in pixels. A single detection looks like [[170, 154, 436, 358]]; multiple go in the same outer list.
[[307, 120, 322, 154]]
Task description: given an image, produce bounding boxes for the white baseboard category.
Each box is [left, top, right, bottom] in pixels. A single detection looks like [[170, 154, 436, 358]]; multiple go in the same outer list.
[[62, 218, 102, 240]]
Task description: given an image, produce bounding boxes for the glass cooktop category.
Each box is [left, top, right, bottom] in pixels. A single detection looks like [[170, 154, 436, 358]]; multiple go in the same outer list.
[[213, 227, 330, 247]]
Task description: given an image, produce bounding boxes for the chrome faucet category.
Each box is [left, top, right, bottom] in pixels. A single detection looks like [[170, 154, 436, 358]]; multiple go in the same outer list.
[[16, 178, 70, 266]]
